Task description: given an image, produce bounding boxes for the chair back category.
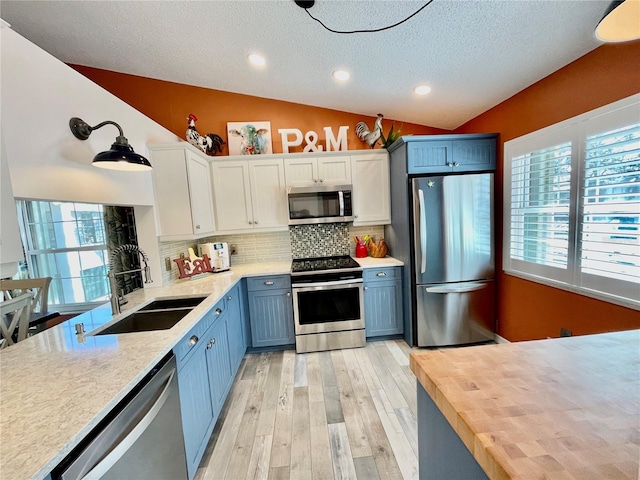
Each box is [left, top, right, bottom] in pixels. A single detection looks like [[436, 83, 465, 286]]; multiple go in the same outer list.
[[0, 277, 52, 315], [0, 292, 34, 349]]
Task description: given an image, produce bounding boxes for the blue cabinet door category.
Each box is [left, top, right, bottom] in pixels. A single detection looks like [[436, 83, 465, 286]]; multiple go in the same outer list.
[[406, 135, 496, 174], [364, 267, 403, 337], [177, 340, 214, 480], [205, 317, 232, 413], [225, 283, 246, 373], [248, 288, 294, 347]]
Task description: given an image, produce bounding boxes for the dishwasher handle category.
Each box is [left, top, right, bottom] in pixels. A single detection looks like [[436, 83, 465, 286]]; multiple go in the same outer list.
[[82, 367, 177, 480]]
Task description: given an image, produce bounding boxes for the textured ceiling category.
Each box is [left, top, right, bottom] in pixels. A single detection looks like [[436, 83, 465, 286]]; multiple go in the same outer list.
[[1, 0, 610, 130]]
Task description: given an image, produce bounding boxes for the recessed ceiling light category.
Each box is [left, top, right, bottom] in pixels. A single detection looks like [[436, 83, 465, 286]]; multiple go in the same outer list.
[[414, 85, 432, 95], [248, 54, 266, 67], [332, 70, 351, 82]]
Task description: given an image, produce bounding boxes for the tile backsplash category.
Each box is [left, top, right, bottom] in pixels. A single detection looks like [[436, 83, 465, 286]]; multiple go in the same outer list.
[[290, 223, 350, 258], [159, 224, 385, 284]]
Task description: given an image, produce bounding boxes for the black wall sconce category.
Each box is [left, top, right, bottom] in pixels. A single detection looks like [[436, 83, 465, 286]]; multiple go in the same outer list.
[[69, 117, 152, 171]]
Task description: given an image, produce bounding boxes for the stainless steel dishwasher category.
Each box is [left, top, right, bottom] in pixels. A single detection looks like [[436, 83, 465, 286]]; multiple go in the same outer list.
[[52, 353, 188, 480]]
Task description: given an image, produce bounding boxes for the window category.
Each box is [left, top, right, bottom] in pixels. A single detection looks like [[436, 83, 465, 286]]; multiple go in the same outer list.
[[504, 94, 639, 308], [16, 201, 140, 313]]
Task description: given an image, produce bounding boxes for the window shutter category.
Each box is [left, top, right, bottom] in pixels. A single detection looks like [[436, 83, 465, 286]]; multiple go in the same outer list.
[[580, 122, 640, 296], [508, 142, 572, 279]]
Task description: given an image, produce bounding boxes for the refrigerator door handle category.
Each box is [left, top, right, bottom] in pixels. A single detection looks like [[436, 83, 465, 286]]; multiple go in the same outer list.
[[418, 188, 427, 274], [425, 282, 487, 294]]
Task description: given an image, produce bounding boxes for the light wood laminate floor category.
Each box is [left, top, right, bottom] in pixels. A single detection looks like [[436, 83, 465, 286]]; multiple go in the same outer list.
[[195, 339, 421, 480]]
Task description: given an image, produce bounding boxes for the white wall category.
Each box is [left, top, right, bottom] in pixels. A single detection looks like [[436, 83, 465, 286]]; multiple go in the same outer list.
[[1, 27, 182, 285], [1, 27, 180, 204], [0, 132, 24, 277]]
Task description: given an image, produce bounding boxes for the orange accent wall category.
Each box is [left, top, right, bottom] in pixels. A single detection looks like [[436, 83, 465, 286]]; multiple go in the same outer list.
[[456, 42, 640, 341], [70, 65, 450, 154]]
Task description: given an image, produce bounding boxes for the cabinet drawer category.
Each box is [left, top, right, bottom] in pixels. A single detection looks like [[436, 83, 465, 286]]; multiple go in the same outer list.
[[175, 297, 226, 367], [363, 267, 399, 282], [246, 275, 291, 292]]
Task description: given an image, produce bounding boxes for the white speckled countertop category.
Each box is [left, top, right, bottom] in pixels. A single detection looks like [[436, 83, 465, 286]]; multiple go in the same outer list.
[[0, 257, 402, 480]]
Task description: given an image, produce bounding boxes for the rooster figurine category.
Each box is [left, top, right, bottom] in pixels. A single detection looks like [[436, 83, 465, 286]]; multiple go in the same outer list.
[[355, 113, 383, 148], [186, 114, 225, 155]]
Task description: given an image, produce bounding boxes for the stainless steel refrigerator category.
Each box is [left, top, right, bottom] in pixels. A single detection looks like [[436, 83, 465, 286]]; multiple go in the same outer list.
[[385, 134, 497, 347], [411, 174, 495, 346]]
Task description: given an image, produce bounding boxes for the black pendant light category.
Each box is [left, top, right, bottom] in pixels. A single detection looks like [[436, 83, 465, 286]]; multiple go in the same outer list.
[[595, 0, 640, 42], [69, 117, 152, 171]]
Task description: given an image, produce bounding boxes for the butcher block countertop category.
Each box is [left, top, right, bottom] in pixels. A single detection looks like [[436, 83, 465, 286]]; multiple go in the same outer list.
[[0, 256, 402, 480], [410, 330, 640, 480]]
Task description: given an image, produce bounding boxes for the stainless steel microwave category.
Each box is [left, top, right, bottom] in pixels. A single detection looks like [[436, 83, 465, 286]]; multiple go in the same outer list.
[[287, 184, 354, 225]]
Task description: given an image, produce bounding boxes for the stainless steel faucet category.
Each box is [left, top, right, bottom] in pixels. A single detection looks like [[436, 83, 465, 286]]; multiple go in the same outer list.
[[108, 244, 153, 315]]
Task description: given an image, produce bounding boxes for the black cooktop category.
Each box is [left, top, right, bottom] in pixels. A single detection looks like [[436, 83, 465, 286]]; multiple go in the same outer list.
[[291, 255, 361, 274]]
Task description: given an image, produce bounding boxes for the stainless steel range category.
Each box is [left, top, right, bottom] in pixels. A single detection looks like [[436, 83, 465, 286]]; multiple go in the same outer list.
[[291, 255, 365, 353]]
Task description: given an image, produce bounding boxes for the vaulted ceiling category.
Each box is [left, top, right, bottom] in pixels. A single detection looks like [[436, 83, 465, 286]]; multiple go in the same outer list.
[[1, 1, 611, 129]]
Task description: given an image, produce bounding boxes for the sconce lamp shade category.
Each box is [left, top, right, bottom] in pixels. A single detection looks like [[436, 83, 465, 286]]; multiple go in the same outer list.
[[69, 117, 152, 171], [595, 0, 640, 42]]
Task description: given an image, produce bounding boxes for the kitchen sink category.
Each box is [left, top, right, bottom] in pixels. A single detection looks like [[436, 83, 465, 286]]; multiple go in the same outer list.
[[95, 309, 193, 335], [139, 296, 208, 311], [93, 296, 208, 335]]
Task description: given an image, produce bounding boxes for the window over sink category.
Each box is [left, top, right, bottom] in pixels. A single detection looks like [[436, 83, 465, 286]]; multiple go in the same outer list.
[[15, 200, 142, 313]]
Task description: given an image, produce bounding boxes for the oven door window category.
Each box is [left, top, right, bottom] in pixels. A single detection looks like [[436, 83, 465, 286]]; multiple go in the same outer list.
[[288, 192, 340, 220], [297, 287, 360, 324]]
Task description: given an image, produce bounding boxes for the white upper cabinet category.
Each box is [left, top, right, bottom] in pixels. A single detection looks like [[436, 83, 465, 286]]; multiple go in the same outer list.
[[149, 143, 216, 241], [351, 151, 391, 226], [284, 155, 351, 187], [212, 158, 288, 233]]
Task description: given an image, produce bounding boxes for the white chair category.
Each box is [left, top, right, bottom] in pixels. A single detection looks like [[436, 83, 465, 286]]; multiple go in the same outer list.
[[1, 292, 34, 349], [1, 277, 52, 315]]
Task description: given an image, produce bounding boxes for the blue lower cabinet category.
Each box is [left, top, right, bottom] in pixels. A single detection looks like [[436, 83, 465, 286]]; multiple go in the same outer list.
[[205, 317, 232, 413], [364, 267, 403, 337], [225, 284, 246, 372], [177, 337, 215, 480], [247, 276, 294, 348]]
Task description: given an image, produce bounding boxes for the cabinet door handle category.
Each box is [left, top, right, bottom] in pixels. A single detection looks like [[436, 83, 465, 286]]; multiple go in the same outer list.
[[376, 272, 387, 277], [226, 295, 232, 301], [287, 292, 291, 297], [447, 162, 454, 167], [248, 221, 253, 225], [206, 338, 216, 349], [188, 335, 199, 347], [215, 308, 223, 315], [454, 162, 460, 167], [254, 220, 258, 225], [195, 224, 201, 229], [364, 286, 368, 291], [354, 214, 358, 219], [264, 281, 274, 285], [319, 179, 324, 182]]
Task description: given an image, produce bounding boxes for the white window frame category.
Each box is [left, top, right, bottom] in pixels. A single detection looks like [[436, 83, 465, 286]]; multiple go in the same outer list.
[[504, 94, 640, 310]]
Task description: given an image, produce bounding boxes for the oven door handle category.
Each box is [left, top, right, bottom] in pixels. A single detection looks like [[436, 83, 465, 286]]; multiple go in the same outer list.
[[293, 278, 363, 288]]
